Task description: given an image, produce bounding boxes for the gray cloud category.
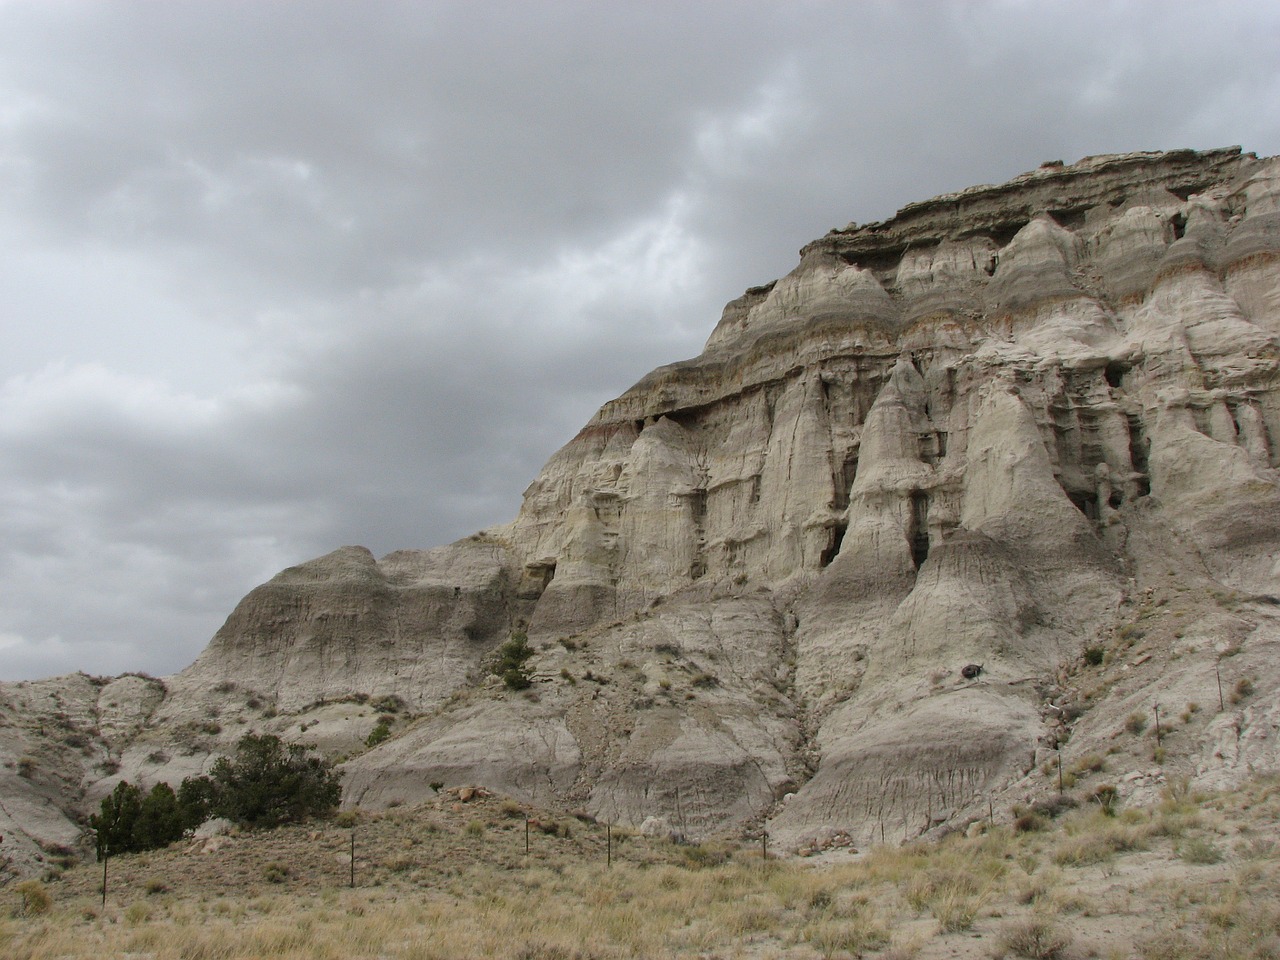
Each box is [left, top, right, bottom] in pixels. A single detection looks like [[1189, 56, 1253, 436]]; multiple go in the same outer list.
[[1, 0, 1278, 679]]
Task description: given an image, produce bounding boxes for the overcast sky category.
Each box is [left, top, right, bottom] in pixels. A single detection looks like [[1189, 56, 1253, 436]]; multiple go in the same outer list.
[[1, 1, 1277, 681]]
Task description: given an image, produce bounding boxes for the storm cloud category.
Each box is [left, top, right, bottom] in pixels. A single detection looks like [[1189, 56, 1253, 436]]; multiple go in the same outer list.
[[2, 0, 1278, 679]]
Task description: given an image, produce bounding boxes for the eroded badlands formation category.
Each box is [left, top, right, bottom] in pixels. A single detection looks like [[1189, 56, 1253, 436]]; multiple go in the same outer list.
[[4, 147, 1280, 869]]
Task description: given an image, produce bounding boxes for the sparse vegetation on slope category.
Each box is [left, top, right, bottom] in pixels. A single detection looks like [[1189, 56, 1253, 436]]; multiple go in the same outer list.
[[5, 778, 1278, 960]]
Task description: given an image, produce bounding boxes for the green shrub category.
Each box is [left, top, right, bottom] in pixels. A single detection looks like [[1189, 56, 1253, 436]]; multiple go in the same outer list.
[[492, 632, 534, 690], [1083, 645, 1105, 666], [262, 862, 291, 883], [365, 719, 392, 748]]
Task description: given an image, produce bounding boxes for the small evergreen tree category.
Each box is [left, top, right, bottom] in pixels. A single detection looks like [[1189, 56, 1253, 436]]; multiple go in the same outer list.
[[89, 781, 143, 858], [176, 774, 218, 832], [133, 782, 185, 850], [90, 781, 192, 856], [208, 733, 341, 828], [87, 738, 340, 856]]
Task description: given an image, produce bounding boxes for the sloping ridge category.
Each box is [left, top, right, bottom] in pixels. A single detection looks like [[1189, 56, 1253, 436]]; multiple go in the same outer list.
[[4, 147, 1280, 872]]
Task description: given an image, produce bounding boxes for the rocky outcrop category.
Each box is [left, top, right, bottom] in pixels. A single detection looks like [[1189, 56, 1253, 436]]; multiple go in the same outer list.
[[172, 541, 517, 713], [5, 147, 1280, 868], [342, 590, 802, 839]]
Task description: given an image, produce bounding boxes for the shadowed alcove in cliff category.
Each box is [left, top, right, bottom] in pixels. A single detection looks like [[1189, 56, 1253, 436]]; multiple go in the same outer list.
[[1047, 206, 1089, 230], [832, 452, 859, 511], [819, 522, 847, 567], [909, 490, 930, 568], [1126, 413, 1152, 497], [1104, 360, 1130, 390], [1067, 489, 1100, 522]]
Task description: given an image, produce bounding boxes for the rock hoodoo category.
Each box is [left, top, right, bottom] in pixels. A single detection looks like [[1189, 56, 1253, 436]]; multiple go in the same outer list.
[[4, 147, 1279, 867]]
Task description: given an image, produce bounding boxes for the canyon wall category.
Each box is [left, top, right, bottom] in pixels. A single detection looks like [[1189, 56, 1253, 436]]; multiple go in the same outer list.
[[5, 148, 1279, 869]]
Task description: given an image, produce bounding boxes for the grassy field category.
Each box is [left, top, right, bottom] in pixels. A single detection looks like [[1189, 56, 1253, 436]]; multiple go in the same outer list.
[[4, 779, 1279, 960]]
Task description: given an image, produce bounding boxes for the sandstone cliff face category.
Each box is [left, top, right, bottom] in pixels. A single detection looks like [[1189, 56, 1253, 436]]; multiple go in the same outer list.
[[5, 148, 1280, 868]]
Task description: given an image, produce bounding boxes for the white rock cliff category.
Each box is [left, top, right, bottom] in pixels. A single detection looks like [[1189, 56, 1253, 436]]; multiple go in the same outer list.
[[4, 148, 1280, 870]]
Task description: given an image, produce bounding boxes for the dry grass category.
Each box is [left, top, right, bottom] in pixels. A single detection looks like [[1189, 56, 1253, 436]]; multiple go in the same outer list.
[[995, 915, 1073, 959], [3, 779, 1278, 960]]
